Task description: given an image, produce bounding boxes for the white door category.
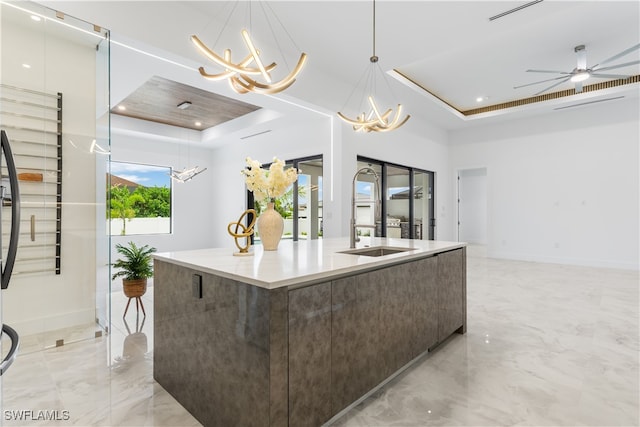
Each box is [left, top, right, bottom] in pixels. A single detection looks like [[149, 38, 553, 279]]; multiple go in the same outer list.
[[458, 168, 487, 244]]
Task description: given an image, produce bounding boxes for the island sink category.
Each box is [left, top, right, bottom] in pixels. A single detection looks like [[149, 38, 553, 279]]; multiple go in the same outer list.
[[339, 246, 416, 257]]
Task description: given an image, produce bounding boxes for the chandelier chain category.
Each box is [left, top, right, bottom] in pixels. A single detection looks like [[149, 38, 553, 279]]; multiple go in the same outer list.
[[264, 1, 304, 54], [210, 1, 240, 51], [372, 0, 376, 59], [260, 1, 290, 71], [339, 64, 372, 113], [336, 0, 410, 132]]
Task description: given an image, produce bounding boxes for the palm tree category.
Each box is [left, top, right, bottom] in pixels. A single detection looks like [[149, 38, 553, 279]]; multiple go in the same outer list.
[[110, 185, 145, 235]]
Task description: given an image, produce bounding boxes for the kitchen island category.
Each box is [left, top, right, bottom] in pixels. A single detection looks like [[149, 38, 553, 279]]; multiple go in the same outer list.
[[153, 238, 466, 427]]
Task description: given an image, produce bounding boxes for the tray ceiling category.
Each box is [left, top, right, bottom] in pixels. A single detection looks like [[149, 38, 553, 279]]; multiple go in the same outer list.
[[111, 76, 261, 131]]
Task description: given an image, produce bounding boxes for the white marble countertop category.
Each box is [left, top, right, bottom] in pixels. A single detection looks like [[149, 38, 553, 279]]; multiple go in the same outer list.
[[153, 237, 466, 290]]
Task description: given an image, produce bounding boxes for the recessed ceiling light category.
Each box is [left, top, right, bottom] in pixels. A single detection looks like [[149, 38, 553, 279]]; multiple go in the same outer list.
[[117, 105, 126, 111], [476, 96, 486, 103], [194, 121, 202, 127], [30, 15, 41, 22], [22, 64, 31, 69]]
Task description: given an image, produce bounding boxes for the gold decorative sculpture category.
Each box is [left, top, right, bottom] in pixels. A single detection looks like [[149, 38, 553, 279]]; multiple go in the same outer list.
[[227, 209, 257, 256]]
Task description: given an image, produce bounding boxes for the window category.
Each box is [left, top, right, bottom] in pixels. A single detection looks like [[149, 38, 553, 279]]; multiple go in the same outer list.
[[109, 161, 172, 235]]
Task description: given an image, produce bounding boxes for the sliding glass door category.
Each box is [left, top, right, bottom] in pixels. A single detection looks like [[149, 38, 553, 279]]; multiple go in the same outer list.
[[386, 164, 411, 238], [293, 157, 323, 240], [358, 157, 435, 240], [413, 169, 434, 239]]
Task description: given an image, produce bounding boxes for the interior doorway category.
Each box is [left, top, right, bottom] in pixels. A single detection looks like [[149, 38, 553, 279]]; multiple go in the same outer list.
[[457, 168, 487, 244]]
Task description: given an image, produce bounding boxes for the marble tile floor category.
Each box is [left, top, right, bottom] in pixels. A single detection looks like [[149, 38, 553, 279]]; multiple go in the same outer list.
[[1, 246, 638, 426], [1, 289, 200, 426], [6, 322, 102, 357]]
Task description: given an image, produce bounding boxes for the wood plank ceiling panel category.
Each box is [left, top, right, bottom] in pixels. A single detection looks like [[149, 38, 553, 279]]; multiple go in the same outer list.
[[112, 76, 261, 130]]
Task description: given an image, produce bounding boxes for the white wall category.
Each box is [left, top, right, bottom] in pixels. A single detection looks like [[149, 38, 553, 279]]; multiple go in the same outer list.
[[208, 114, 334, 248], [109, 130, 215, 290], [110, 218, 171, 236], [206, 108, 455, 250], [458, 168, 488, 244], [450, 98, 640, 270]]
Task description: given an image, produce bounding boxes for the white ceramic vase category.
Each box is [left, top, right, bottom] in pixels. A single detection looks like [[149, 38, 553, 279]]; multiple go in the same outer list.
[[257, 202, 284, 251]]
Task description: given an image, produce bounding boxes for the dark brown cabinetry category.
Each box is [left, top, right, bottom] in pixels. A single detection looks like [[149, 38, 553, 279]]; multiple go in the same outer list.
[[155, 247, 465, 427], [288, 282, 332, 427], [329, 259, 439, 415], [411, 256, 440, 354], [326, 250, 462, 419], [331, 271, 382, 414], [436, 249, 466, 340]]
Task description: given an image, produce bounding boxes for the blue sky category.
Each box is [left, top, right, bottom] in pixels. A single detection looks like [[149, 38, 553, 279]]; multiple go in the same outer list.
[[297, 174, 325, 204], [111, 161, 171, 188], [356, 181, 408, 197]]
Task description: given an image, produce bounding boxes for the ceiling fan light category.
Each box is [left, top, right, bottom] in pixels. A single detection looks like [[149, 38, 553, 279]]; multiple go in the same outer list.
[[571, 71, 590, 83]]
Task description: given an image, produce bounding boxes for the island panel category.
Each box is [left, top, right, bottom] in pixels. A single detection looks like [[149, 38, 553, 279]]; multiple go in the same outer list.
[[411, 256, 439, 356], [331, 272, 382, 415], [437, 248, 466, 341], [154, 260, 284, 427], [269, 288, 288, 427], [379, 261, 417, 379], [288, 282, 332, 426]]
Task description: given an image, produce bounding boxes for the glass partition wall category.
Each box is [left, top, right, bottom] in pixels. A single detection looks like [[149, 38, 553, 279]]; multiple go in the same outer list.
[[1, 1, 110, 353]]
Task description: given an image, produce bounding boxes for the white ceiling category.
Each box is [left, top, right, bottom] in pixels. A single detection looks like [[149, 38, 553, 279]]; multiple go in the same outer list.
[[40, 0, 640, 131]]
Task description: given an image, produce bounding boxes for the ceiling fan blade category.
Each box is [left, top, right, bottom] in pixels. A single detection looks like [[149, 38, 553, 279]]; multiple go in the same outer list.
[[592, 43, 640, 68], [534, 76, 571, 95], [513, 75, 571, 89], [593, 60, 640, 72], [590, 73, 632, 79], [526, 69, 570, 74]]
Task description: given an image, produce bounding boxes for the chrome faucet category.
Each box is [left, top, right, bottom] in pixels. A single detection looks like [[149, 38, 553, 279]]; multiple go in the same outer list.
[[350, 167, 380, 248]]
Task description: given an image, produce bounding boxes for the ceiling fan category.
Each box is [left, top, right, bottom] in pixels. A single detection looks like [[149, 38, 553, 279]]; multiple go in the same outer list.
[[514, 43, 640, 95]]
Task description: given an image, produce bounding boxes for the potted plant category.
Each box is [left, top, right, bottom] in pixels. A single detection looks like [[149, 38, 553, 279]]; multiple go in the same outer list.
[[112, 242, 156, 316]]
